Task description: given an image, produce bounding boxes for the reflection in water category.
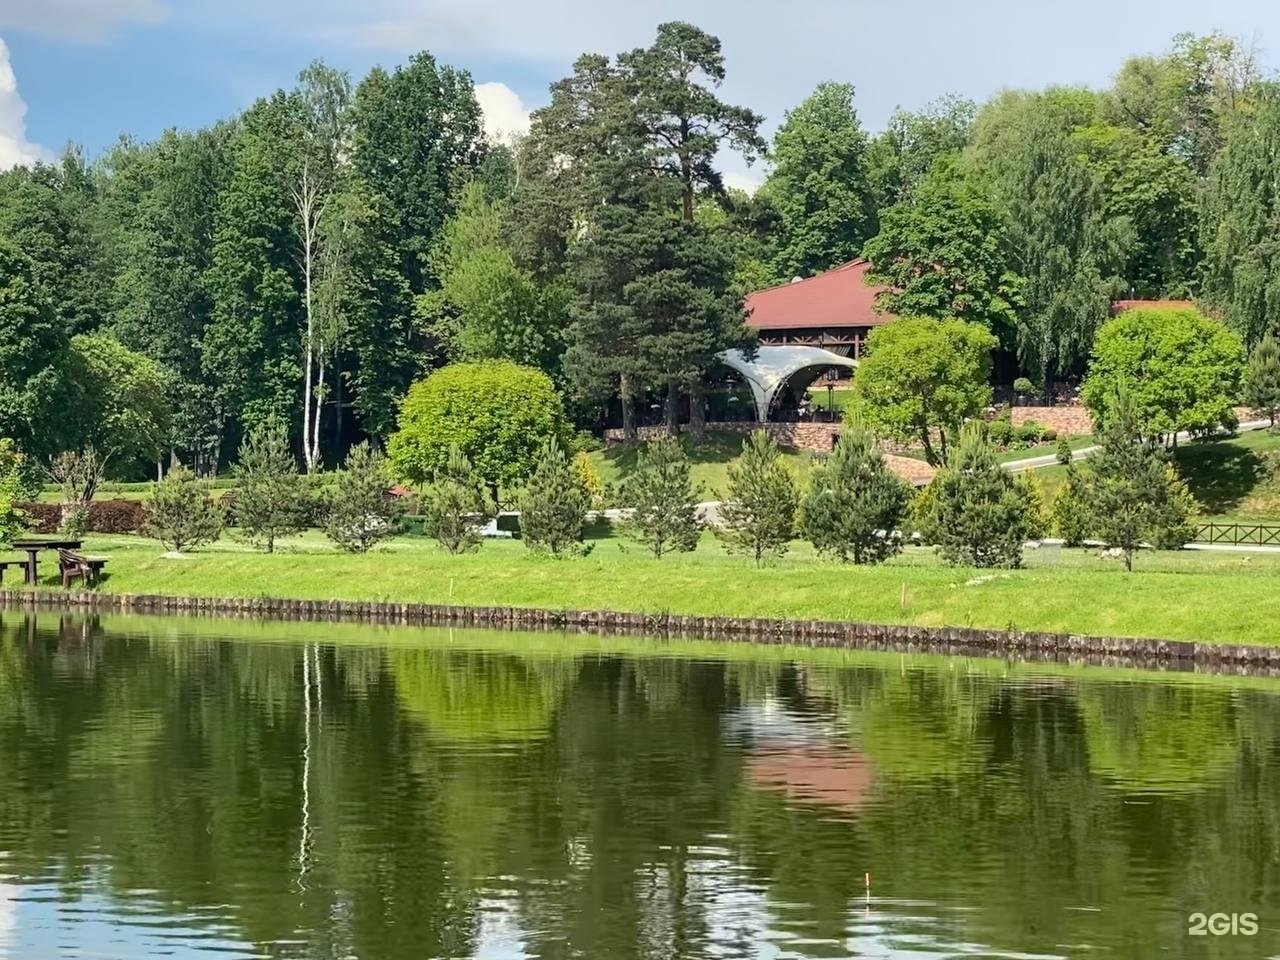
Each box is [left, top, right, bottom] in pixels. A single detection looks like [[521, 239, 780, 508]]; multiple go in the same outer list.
[[0, 612, 1277, 958]]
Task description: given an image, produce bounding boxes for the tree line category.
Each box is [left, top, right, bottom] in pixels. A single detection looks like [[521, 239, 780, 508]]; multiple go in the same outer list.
[[1, 26, 1278, 478]]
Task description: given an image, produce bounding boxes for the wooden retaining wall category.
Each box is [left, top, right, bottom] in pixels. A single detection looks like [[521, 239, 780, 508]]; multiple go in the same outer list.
[[3, 589, 1280, 675]]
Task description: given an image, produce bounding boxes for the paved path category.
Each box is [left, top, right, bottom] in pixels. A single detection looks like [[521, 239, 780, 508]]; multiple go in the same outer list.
[[1001, 419, 1272, 473]]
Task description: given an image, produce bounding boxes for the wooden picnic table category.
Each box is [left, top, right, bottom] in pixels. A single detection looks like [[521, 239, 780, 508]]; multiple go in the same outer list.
[[10, 538, 84, 585]]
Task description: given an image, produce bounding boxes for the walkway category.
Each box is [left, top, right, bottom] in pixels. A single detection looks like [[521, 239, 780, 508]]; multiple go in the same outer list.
[[1001, 419, 1271, 473]]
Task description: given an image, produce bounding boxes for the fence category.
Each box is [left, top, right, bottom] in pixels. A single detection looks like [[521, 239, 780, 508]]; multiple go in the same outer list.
[[1192, 523, 1280, 546]]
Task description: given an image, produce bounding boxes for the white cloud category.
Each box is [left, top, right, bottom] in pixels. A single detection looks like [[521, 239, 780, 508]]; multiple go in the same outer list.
[[0, 38, 48, 170], [723, 167, 765, 196], [474, 81, 531, 145], [0, 0, 165, 42]]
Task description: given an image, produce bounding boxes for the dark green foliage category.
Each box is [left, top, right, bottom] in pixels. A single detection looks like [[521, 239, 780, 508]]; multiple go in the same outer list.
[[142, 466, 225, 552], [388, 361, 567, 493], [1081, 307, 1244, 438], [719, 431, 798, 565], [423, 446, 493, 554], [767, 82, 875, 277], [920, 423, 1035, 568], [519, 437, 590, 556], [621, 438, 702, 557], [1081, 388, 1197, 569], [800, 419, 910, 564], [1243, 333, 1280, 425], [867, 94, 976, 208], [864, 160, 1023, 342], [1056, 437, 1074, 466], [324, 442, 401, 553], [232, 418, 308, 553], [853, 317, 996, 466]]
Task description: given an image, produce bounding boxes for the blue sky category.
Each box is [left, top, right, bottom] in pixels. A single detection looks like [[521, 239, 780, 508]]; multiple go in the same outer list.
[[2, 0, 1280, 186]]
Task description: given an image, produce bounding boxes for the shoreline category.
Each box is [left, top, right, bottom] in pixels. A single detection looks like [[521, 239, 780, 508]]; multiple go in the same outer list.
[[7, 588, 1280, 677]]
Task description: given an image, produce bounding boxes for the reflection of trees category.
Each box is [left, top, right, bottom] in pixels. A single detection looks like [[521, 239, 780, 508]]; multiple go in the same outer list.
[[3, 614, 1280, 959]]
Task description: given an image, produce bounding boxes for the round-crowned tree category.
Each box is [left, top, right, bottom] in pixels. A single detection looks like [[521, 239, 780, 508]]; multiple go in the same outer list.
[[388, 361, 569, 495]]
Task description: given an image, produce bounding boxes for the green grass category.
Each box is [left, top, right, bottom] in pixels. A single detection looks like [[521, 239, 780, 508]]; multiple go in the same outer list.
[[10, 529, 1280, 646]]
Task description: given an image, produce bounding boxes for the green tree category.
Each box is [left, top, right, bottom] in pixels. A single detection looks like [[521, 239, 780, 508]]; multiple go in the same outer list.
[[141, 466, 225, 552], [1050, 465, 1091, 546], [863, 159, 1024, 342], [800, 418, 910, 564], [1080, 307, 1244, 440], [423, 446, 493, 554], [852, 317, 996, 466], [1200, 84, 1280, 346], [324, 442, 401, 553], [719, 430, 798, 565], [621, 438, 701, 557], [1243, 333, 1280, 426], [0, 439, 37, 546], [519, 437, 590, 556], [387, 361, 567, 497], [867, 94, 976, 208], [766, 81, 875, 278], [919, 422, 1035, 568], [69, 333, 173, 470], [0, 241, 73, 458], [232, 418, 308, 553], [1082, 387, 1196, 570]]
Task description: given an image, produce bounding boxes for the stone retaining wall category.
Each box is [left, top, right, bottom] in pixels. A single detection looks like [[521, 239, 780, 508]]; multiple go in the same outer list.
[[5, 589, 1279, 674], [604, 421, 841, 453], [1010, 406, 1094, 436]]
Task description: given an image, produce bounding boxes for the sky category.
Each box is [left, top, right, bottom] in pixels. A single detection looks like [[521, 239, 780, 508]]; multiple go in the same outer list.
[[2, 0, 1280, 190]]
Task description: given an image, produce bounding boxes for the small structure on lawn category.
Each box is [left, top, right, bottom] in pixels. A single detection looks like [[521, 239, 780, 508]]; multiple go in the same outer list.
[[717, 345, 858, 423]]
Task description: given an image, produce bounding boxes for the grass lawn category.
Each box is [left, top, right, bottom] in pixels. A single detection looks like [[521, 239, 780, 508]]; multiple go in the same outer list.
[[10, 529, 1280, 646]]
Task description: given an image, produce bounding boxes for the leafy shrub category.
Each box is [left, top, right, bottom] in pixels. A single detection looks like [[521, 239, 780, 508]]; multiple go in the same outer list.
[[987, 419, 1013, 446], [0, 439, 38, 545], [16, 502, 59, 534], [90, 499, 145, 533], [1055, 437, 1074, 466], [1042, 428, 1057, 441], [572, 452, 607, 510], [1013, 376, 1036, 398], [1014, 421, 1046, 443], [143, 467, 224, 552], [324, 443, 402, 553]]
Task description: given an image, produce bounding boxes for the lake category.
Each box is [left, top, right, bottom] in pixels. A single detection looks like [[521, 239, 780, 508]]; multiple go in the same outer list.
[[0, 611, 1277, 959]]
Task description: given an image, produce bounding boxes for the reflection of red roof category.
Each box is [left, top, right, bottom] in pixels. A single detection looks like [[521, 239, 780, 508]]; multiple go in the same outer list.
[[745, 745, 875, 813], [1111, 299, 1195, 314], [745, 260, 895, 332]]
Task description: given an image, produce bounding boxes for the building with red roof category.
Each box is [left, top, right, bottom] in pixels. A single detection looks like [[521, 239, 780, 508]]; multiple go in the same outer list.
[[744, 259, 893, 359]]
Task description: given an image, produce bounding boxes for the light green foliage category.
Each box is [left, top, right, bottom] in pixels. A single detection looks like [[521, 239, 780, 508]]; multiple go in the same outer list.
[[423, 446, 493, 555], [1081, 388, 1196, 569], [800, 419, 910, 564], [519, 437, 590, 556], [621, 438, 702, 558], [863, 160, 1024, 341], [853, 317, 996, 466], [572, 452, 607, 510], [1051, 466, 1091, 546], [142, 466, 225, 552], [919, 423, 1035, 568], [719, 431, 798, 566], [1081, 307, 1244, 438], [232, 418, 308, 553], [867, 94, 976, 208], [70, 333, 173, 466], [324, 442, 401, 553], [1016, 471, 1048, 539], [766, 82, 875, 278], [388, 361, 568, 493], [1056, 437, 1074, 466], [423, 182, 564, 373], [1243, 333, 1280, 425], [0, 439, 36, 545], [1013, 377, 1035, 397]]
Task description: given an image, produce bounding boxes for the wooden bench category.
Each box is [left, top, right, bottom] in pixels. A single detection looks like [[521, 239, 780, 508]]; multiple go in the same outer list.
[[58, 550, 108, 588], [0, 560, 26, 585]]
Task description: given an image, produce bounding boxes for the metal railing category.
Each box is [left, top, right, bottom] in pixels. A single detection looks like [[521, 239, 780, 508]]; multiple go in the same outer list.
[[1192, 523, 1280, 546]]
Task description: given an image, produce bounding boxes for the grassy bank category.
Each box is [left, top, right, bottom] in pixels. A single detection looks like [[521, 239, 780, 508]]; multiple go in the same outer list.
[[11, 530, 1280, 646]]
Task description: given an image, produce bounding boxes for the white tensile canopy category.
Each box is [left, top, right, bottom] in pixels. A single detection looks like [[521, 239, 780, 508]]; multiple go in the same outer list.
[[717, 345, 858, 422]]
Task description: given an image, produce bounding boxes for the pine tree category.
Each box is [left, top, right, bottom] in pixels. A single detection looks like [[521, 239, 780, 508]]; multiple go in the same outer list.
[[142, 465, 225, 552], [621, 438, 702, 557], [921, 422, 1034, 568], [1050, 465, 1091, 547], [324, 442, 401, 553], [232, 417, 308, 553], [719, 431, 798, 565], [800, 418, 910, 564], [423, 446, 493, 555], [1081, 387, 1195, 570], [520, 437, 590, 555], [1243, 333, 1280, 426]]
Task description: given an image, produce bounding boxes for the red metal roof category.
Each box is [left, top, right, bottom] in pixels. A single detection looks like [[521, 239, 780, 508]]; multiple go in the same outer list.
[[745, 259, 894, 331], [1110, 299, 1195, 315]]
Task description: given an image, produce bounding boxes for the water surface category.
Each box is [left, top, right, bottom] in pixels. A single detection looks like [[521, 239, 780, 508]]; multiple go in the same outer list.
[[0, 612, 1277, 958]]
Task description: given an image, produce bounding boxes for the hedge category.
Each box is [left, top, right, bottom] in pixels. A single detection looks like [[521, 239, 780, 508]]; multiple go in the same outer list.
[[18, 500, 145, 534]]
